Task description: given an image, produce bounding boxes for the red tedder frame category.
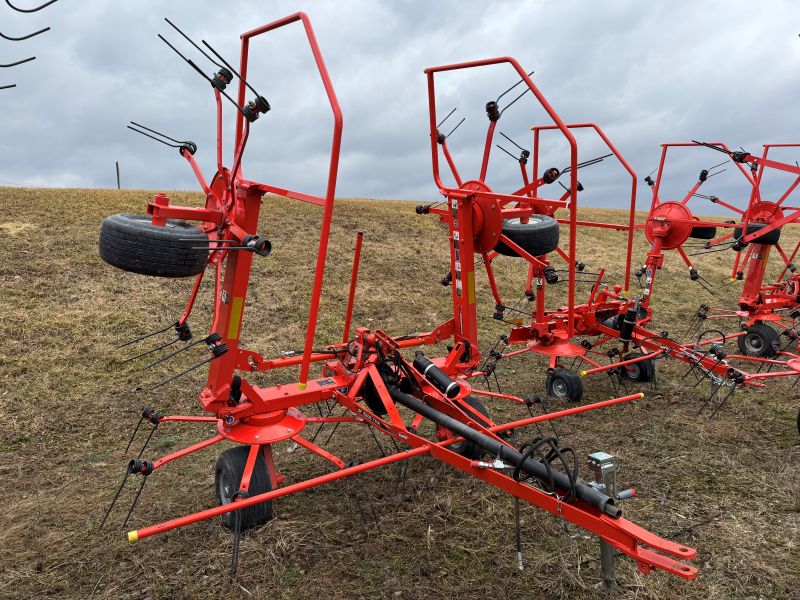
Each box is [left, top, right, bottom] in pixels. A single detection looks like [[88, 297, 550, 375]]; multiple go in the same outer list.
[[102, 15, 700, 581], [630, 140, 800, 392], [419, 60, 779, 401]]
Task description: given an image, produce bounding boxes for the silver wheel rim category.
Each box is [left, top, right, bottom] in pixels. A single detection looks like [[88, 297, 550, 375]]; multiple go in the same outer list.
[[218, 471, 234, 506], [744, 333, 764, 354], [552, 379, 568, 397], [627, 364, 641, 380]]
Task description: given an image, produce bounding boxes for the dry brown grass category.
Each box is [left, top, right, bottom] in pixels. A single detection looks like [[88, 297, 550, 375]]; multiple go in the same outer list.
[[0, 187, 798, 599]]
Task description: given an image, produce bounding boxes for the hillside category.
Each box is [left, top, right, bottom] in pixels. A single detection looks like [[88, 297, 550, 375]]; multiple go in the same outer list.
[[0, 187, 797, 599]]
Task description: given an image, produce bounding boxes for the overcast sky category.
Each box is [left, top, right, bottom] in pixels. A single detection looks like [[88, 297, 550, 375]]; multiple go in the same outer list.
[[1, 1, 799, 210]]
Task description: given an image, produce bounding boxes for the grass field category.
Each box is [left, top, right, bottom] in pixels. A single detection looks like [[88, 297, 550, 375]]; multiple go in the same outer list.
[[0, 187, 798, 599]]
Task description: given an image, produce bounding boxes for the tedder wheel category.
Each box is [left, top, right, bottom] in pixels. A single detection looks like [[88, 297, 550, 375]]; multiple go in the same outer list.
[[215, 445, 274, 530], [449, 396, 491, 460], [733, 221, 781, 246], [547, 368, 584, 403], [494, 215, 560, 257], [620, 352, 656, 382], [689, 226, 716, 240], [738, 322, 780, 358], [99, 213, 209, 277]]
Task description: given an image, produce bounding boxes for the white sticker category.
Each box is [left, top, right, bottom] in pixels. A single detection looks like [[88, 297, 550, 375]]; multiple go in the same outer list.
[[453, 231, 460, 241]]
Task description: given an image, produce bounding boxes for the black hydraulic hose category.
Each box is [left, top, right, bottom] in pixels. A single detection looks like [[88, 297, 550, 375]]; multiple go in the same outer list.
[[387, 387, 621, 518]]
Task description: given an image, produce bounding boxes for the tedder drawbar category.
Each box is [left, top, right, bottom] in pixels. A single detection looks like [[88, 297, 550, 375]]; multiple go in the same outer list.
[[98, 13, 698, 583]]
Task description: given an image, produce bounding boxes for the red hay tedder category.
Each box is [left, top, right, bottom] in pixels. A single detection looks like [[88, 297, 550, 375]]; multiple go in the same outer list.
[[424, 91, 800, 422], [633, 141, 800, 420], [97, 12, 704, 585]]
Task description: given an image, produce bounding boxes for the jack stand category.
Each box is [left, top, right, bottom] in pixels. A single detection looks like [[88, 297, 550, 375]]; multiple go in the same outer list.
[[588, 451, 635, 588]]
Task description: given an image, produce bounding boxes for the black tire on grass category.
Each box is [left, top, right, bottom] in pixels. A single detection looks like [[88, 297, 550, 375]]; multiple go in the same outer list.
[[215, 445, 274, 530]]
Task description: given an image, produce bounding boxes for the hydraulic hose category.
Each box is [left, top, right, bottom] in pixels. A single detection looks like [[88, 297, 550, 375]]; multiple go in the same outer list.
[[387, 387, 621, 518]]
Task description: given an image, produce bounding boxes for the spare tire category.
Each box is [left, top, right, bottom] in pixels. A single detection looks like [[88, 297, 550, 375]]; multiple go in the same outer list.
[[689, 226, 716, 240], [495, 215, 560, 257], [99, 213, 209, 278], [733, 221, 781, 246]]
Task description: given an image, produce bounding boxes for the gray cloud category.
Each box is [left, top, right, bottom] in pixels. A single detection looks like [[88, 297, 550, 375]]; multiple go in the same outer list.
[[1, 0, 799, 212]]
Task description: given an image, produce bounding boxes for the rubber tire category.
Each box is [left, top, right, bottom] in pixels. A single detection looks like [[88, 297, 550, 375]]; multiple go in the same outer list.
[[494, 215, 560, 257], [620, 352, 655, 382], [99, 213, 209, 278], [737, 322, 780, 358], [548, 368, 584, 403], [449, 396, 491, 460], [733, 222, 781, 246], [689, 226, 716, 240], [215, 446, 274, 530]]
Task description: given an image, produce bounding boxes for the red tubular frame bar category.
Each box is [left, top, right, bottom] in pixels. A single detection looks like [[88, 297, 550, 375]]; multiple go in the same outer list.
[[529, 123, 638, 291], [236, 13, 343, 387], [426, 57, 580, 339]]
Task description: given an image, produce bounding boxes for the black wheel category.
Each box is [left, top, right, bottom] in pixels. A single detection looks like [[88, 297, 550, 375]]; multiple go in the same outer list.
[[737, 322, 780, 357], [494, 215, 560, 257], [733, 221, 781, 246], [548, 368, 583, 402], [689, 226, 716, 240], [99, 213, 209, 277], [215, 446, 274, 530], [620, 352, 655, 382], [449, 396, 491, 460]]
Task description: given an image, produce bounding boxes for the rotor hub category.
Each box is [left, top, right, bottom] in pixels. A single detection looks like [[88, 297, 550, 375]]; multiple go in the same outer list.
[[218, 407, 306, 444], [645, 202, 693, 250]]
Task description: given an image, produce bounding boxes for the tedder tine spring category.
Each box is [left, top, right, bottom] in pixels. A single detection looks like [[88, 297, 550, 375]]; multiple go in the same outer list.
[[708, 385, 736, 419], [0, 56, 36, 68], [230, 498, 243, 579], [0, 26, 50, 41], [514, 497, 524, 571], [443, 117, 465, 140], [121, 476, 148, 528], [495, 70, 535, 117], [121, 337, 180, 364], [5, 0, 59, 13], [144, 333, 218, 369], [99, 467, 132, 530], [496, 144, 519, 162], [158, 33, 247, 118], [125, 407, 162, 454], [149, 341, 226, 389], [499, 131, 527, 153], [127, 122, 197, 154], [137, 423, 159, 459], [125, 415, 146, 454], [118, 322, 176, 349], [164, 17, 226, 72], [201, 38, 263, 101], [149, 357, 210, 390], [436, 106, 457, 129]]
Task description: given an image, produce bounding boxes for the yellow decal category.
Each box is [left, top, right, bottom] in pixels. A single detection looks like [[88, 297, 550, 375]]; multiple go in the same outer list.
[[228, 297, 244, 339], [467, 271, 475, 304]]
